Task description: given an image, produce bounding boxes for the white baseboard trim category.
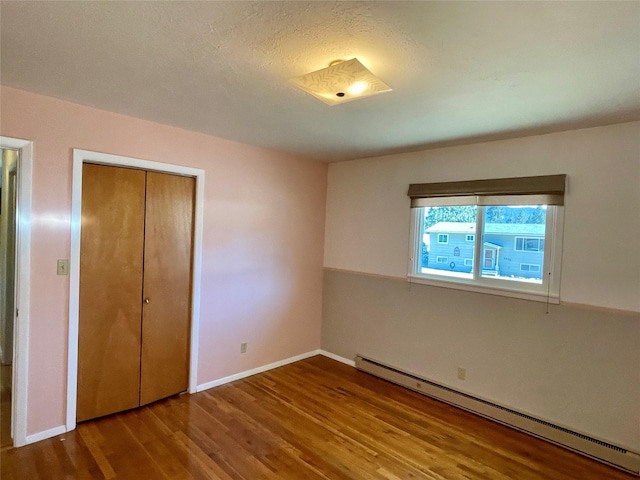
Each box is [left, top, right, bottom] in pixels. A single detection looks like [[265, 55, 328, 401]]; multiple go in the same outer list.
[[319, 350, 356, 367], [196, 349, 323, 392], [25, 425, 66, 445]]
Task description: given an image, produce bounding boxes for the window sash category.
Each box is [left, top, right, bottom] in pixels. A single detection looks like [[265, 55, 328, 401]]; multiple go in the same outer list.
[[409, 203, 563, 303]]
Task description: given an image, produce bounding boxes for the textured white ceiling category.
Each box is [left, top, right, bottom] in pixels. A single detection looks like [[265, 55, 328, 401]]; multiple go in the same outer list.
[[1, 1, 639, 162]]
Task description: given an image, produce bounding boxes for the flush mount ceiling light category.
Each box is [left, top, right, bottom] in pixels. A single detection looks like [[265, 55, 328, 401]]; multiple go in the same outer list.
[[290, 58, 392, 106]]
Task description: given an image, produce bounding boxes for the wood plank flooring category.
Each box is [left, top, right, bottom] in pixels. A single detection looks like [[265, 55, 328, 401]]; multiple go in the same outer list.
[[0, 356, 634, 479], [0, 364, 12, 448]]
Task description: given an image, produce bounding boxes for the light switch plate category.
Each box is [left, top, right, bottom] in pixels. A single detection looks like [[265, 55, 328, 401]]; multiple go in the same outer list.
[[57, 259, 69, 276]]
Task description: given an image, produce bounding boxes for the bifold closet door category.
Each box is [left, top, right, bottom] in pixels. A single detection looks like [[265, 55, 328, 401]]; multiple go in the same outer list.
[[77, 164, 146, 422], [140, 172, 194, 405], [78, 165, 195, 422]]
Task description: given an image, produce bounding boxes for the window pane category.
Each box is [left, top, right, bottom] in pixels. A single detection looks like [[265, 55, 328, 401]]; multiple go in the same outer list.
[[481, 206, 547, 283], [420, 206, 477, 279], [524, 238, 539, 251]]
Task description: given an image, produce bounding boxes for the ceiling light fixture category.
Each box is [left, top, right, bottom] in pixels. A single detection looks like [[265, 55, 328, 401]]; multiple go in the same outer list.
[[290, 58, 392, 106]]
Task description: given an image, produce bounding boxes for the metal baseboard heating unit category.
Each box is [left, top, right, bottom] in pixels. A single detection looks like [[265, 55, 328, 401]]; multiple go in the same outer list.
[[355, 355, 640, 475]]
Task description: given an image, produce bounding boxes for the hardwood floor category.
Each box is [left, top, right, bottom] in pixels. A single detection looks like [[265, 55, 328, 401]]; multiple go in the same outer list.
[[0, 364, 11, 448], [0, 356, 634, 479]]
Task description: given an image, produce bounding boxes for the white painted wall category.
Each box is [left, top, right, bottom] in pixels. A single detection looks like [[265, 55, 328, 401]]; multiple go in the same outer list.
[[325, 121, 640, 312]]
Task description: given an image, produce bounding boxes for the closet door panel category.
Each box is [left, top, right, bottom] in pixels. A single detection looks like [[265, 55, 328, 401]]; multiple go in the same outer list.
[[77, 164, 145, 422], [140, 172, 194, 405]]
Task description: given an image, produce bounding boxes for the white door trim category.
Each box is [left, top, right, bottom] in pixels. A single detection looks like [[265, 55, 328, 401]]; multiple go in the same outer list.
[[0, 136, 33, 447], [67, 149, 204, 432]]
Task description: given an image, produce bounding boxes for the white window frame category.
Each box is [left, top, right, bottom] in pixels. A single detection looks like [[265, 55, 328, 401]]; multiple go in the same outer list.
[[437, 234, 449, 244], [409, 204, 564, 303], [466, 234, 475, 242]]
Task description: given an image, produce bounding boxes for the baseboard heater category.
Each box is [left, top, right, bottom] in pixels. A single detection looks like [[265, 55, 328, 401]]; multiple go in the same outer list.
[[355, 355, 640, 475]]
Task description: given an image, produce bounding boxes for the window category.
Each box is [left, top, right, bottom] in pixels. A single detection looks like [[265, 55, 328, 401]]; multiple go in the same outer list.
[[520, 263, 540, 272], [515, 237, 544, 252], [407, 175, 565, 302]]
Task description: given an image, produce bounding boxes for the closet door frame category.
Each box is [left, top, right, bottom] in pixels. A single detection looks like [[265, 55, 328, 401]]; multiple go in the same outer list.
[[67, 149, 204, 432]]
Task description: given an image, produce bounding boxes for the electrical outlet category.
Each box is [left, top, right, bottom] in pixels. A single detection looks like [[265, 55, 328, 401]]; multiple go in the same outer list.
[[57, 259, 69, 276], [240, 342, 247, 354], [457, 367, 466, 380]]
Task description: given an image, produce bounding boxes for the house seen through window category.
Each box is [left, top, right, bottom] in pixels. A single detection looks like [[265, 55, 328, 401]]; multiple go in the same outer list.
[[419, 205, 547, 283]]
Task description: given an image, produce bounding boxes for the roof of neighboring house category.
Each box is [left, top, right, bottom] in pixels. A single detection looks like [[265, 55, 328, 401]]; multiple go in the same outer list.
[[426, 222, 545, 236]]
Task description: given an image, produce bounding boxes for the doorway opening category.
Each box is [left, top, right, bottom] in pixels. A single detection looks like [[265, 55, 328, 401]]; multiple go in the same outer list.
[[0, 136, 32, 448], [1, 148, 19, 448]]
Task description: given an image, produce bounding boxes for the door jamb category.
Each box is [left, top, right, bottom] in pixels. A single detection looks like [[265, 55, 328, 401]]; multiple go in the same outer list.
[[67, 149, 204, 432], [0, 136, 33, 447]]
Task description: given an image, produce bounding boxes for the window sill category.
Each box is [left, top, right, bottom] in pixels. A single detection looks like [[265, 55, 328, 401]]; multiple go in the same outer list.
[[407, 274, 560, 304]]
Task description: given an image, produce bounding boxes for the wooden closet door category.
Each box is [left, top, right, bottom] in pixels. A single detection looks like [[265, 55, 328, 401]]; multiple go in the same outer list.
[[77, 164, 146, 422], [139, 172, 194, 405]]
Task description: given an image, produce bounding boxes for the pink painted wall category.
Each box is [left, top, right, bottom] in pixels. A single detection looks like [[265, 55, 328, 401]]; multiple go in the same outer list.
[[0, 86, 327, 436]]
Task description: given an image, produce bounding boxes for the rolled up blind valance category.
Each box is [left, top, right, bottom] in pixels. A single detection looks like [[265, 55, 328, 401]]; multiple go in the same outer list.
[[408, 174, 566, 207]]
